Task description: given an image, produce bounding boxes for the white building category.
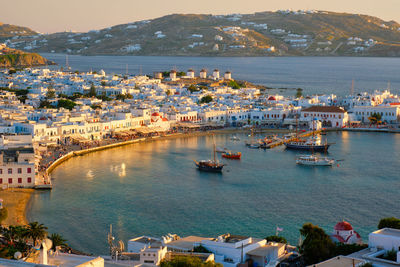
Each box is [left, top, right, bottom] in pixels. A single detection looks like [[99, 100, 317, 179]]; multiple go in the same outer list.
[[224, 71, 232, 80], [140, 246, 168, 265], [199, 234, 286, 267], [351, 105, 400, 123], [169, 70, 177, 81], [200, 69, 207, 79], [0, 146, 36, 188], [187, 69, 195, 79], [301, 106, 348, 127], [212, 69, 220, 80], [330, 221, 362, 244]]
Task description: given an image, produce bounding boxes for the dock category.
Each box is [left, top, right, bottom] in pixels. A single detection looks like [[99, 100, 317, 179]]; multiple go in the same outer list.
[[264, 130, 321, 149]]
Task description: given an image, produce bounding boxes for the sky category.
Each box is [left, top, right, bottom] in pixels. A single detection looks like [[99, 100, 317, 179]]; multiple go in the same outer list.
[[1, 0, 400, 33]]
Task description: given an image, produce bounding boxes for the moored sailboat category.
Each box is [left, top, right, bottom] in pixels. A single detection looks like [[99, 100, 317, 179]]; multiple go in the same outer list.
[[194, 136, 224, 172]]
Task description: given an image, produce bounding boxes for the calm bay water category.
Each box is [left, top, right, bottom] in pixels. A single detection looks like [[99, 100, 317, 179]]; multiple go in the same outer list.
[[28, 132, 400, 254], [41, 53, 400, 96]]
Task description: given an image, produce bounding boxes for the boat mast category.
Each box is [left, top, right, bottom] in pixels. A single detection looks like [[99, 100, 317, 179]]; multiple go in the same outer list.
[[212, 134, 217, 163]]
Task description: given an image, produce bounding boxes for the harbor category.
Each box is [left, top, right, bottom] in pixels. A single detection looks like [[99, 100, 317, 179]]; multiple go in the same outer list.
[[27, 131, 400, 254]]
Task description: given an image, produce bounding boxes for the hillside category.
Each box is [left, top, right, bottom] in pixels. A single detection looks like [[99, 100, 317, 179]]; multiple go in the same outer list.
[[0, 22, 37, 39], [2, 11, 400, 56], [0, 47, 54, 68]]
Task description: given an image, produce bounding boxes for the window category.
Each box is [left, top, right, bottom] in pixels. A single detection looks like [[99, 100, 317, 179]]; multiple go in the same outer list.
[[18, 178, 22, 184], [8, 178, 12, 184], [18, 168, 22, 174], [0, 169, 2, 174], [27, 168, 32, 174], [8, 168, 12, 174], [27, 177, 32, 183], [0, 178, 2, 184]]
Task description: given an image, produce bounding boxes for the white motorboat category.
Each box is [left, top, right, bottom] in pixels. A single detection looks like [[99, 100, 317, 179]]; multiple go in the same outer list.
[[296, 154, 335, 166]]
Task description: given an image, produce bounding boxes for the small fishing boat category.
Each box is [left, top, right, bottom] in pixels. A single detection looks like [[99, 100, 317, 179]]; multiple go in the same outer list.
[[245, 127, 260, 148], [222, 151, 241, 159], [296, 155, 335, 166], [230, 135, 240, 141], [216, 147, 227, 153]]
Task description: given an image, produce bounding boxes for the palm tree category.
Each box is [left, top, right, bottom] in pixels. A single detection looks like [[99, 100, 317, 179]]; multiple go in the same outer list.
[[26, 222, 48, 246], [48, 233, 67, 250], [2, 225, 27, 244]]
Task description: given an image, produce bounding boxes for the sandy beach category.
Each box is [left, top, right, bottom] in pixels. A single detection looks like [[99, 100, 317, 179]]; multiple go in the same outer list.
[[0, 188, 34, 226]]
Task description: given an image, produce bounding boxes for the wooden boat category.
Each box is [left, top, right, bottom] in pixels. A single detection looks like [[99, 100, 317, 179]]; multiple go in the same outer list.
[[195, 135, 224, 172], [194, 160, 224, 172], [222, 151, 241, 159]]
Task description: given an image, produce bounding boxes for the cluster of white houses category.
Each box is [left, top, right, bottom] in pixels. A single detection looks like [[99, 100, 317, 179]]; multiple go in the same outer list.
[[117, 223, 400, 267], [0, 68, 400, 188]]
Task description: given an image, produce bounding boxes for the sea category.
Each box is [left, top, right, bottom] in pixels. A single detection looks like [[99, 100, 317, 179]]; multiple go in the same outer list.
[[28, 132, 400, 254], [27, 55, 400, 254], [40, 53, 400, 96]]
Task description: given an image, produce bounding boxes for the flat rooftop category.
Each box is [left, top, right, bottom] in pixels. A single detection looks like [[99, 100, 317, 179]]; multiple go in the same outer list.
[[47, 253, 103, 267], [167, 236, 212, 250], [311, 256, 365, 267], [372, 228, 400, 238], [129, 236, 161, 246]]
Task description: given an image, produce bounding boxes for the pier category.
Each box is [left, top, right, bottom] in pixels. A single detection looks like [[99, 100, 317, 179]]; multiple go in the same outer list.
[[264, 130, 322, 149]]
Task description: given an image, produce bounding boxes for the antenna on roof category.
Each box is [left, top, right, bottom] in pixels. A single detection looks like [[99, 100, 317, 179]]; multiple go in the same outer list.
[[126, 64, 128, 76], [350, 79, 354, 96], [387, 81, 391, 91], [65, 55, 69, 70]]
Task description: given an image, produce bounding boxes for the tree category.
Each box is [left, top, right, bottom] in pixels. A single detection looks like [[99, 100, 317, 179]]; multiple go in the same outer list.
[[369, 112, 382, 124], [378, 217, 400, 230], [166, 89, 172, 96], [299, 223, 335, 265], [187, 85, 199, 93], [39, 100, 54, 109], [2, 225, 28, 244], [192, 245, 211, 253], [57, 99, 77, 110], [101, 81, 107, 87], [160, 256, 222, 267], [88, 83, 97, 97], [26, 222, 48, 246], [296, 88, 303, 98], [200, 95, 213, 104], [0, 207, 8, 223], [265, 235, 287, 244], [46, 89, 56, 99], [228, 80, 241, 89], [49, 233, 68, 249], [91, 104, 102, 110]]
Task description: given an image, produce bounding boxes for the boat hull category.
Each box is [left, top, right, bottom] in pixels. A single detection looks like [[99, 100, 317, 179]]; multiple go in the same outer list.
[[222, 154, 241, 160], [285, 143, 330, 151], [296, 160, 334, 166], [195, 161, 224, 172], [196, 164, 224, 172]]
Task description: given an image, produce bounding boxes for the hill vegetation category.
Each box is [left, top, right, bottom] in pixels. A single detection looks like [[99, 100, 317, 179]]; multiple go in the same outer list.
[[0, 48, 54, 68], [2, 11, 400, 56]]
